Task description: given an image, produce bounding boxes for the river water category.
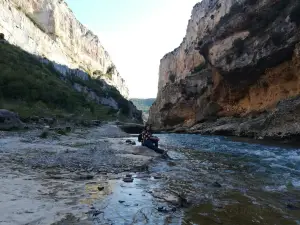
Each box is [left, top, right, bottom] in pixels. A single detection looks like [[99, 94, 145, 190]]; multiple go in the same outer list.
[[151, 134, 300, 225], [91, 133, 300, 224]]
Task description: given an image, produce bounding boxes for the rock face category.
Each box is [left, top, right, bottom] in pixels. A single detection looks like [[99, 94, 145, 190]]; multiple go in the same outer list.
[[149, 0, 300, 140], [0, 0, 128, 98]]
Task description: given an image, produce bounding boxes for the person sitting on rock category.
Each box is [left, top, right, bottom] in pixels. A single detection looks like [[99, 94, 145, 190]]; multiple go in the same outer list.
[[141, 124, 165, 155]]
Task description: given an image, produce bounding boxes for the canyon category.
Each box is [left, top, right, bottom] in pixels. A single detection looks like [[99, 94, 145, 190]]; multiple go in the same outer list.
[[149, 0, 300, 141]]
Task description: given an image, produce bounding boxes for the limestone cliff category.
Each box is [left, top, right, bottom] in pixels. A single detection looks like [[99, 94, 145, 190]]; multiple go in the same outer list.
[[0, 0, 128, 98], [149, 0, 300, 140]]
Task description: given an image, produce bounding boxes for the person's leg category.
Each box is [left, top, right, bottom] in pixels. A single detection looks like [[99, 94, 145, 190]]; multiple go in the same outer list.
[[144, 140, 164, 154], [151, 139, 158, 148]]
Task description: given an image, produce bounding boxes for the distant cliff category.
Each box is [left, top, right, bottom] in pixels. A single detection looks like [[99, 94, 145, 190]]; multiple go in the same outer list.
[[0, 0, 128, 97], [130, 98, 155, 122], [149, 0, 300, 141]]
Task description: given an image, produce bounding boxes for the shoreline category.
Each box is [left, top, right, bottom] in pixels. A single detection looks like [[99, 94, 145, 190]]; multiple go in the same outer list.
[[0, 124, 183, 224]]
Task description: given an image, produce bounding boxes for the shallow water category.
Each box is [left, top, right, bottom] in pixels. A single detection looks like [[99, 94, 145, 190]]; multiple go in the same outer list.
[[153, 134, 300, 225]]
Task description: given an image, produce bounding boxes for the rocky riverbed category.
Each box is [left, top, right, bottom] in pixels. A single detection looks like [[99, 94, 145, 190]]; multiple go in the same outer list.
[[0, 124, 183, 225], [1, 124, 300, 225]]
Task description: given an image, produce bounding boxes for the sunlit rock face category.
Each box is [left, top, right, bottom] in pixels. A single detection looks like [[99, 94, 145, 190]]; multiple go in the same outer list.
[[0, 0, 129, 98], [149, 0, 300, 139]]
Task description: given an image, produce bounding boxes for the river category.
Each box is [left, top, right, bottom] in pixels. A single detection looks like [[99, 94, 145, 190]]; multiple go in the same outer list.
[[153, 133, 300, 224]]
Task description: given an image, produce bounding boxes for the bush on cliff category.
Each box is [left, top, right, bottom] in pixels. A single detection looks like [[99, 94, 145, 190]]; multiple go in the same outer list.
[[191, 63, 206, 74], [0, 42, 118, 121]]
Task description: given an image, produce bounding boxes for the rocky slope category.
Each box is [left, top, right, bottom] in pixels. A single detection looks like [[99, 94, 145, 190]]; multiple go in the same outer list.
[[0, 42, 142, 126], [0, 0, 142, 124], [149, 0, 300, 140], [0, 0, 128, 97]]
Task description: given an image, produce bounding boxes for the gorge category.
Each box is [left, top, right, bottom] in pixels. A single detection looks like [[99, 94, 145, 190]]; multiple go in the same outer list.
[[148, 0, 300, 141], [1, 1, 300, 224]]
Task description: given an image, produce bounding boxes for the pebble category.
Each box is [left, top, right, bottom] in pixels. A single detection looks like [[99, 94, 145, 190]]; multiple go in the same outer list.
[[123, 177, 134, 182], [119, 200, 125, 203]]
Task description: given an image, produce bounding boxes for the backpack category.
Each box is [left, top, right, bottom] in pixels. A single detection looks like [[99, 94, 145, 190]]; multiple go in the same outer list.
[[138, 133, 142, 142]]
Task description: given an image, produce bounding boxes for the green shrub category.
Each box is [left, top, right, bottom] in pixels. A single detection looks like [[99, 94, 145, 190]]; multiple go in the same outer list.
[[290, 3, 300, 26], [191, 63, 206, 74], [0, 33, 4, 40], [0, 42, 117, 122]]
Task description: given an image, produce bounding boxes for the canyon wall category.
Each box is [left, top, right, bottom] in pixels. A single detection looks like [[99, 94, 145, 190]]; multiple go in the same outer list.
[[149, 0, 300, 140], [0, 0, 128, 98]]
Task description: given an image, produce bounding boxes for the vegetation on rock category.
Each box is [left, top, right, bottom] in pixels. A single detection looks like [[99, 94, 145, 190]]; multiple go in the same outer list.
[[191, 63, 206, 74], [0, 42, 130, 121]]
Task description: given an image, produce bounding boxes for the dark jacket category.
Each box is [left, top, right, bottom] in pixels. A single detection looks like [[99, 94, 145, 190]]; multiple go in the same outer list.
[[141, 130, 152, 142]]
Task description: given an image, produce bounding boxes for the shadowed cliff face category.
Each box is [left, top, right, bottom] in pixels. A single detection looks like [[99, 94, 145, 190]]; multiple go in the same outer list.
[[149, 0, 300, 139]]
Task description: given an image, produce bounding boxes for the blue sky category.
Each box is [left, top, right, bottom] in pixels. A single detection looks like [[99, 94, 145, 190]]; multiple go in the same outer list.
[[65, 0, 200, 98]]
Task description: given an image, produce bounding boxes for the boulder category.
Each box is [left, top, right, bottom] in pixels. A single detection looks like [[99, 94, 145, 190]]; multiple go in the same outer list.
[[0, 109, 24, 130]]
